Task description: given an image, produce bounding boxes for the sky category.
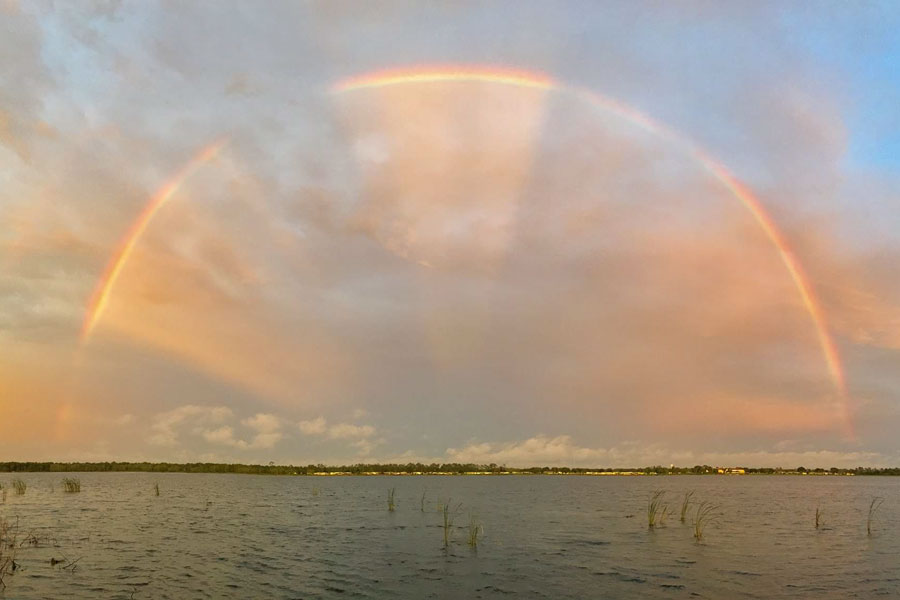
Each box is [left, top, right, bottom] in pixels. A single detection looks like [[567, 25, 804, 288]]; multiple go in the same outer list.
[[1, 1, 899, 468]]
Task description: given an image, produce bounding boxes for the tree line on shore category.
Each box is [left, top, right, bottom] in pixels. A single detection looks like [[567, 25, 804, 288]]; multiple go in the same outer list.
[[1, 462, 899, 476]]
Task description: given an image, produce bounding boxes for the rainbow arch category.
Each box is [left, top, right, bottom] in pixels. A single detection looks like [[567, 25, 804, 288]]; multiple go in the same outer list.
[[334, 65, 851, 435], [80, 139, 226, 342]]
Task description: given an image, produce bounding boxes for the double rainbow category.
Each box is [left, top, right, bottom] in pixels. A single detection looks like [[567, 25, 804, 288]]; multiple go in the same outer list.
[[80, 65, 849, 434]]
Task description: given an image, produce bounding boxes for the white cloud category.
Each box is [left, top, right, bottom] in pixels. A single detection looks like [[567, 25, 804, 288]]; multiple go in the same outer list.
[[351, 437, 384, 457], [298, 416, 327, 435], [202, 425, 235, 444], [297, 416, 375, 441], [242, 413, 281, 434], [149, 405, 234, 447], [444, 435, 887, 469], [236, 413, 284, 449], [150, 405, 282, 450], [327, 423, 375, 440], [247, 432, 283, 449]]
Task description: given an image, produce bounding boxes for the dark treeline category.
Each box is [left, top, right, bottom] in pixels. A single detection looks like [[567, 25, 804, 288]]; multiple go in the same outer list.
[[1, 462, 900, 475]]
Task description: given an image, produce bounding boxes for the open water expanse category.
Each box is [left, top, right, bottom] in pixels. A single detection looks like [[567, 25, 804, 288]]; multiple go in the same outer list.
[[1, 473, 899, 598]]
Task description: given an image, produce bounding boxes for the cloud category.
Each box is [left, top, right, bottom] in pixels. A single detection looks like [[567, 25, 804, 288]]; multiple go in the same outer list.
[[2, 2, 899, 465], [445, 435, 890, 469], [149, 405, 233, 447], [242, 412, 281, 434], [245, 432, 283, 450], [202, 425, 235, 445], [237, 413, 284, 449], [350, 437, 382, 457], [337, 81, 547, 273], [298, 417, 327, 435], [150, 406, 282, 450], [0, 5, 53, 163], [298, 416, 375, 440], [224, 73, 258, 96], [327, 423, 375, 440]]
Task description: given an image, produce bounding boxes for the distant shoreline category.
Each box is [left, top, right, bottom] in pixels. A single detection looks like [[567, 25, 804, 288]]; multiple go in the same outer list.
[[2, 462, 899, 476]]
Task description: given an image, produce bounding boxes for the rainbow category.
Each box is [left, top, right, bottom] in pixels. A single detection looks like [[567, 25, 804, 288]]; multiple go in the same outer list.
[[80, 140, 226, 342], [334, 65, 851, 434]]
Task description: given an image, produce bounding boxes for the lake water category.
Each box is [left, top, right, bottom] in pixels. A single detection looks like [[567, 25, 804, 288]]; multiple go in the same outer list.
[[1, 473, 898, 598]]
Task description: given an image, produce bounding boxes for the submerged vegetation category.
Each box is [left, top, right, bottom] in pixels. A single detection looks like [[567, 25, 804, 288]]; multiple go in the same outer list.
[[62, 478, 81, 493], [867, 497, 884, 535]]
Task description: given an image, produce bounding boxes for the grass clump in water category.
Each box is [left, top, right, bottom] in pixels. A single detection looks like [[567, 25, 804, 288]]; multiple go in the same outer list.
[[387, 487, 396, 512], [815, 505, 823, 529], [153, 482, 160, 497], [867, 497, 884, 536], [11, 480, 25, 496], [440, 500, 462, 547], [692, 500, 718, 542], [680, 490, 695, 524], [0, 516, 19, 591], [467, 514, 483, 548], [647, 490, 668, 528], [420, 488, 427, 512], [62, 478, 81, 493]]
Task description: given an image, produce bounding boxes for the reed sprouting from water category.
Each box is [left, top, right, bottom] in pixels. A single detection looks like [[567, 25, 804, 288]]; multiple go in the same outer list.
[[815, 506, 823, 529], [420, 488, 427, 513], [62, 478, 81, 493], [442, 502, 453, 547], [11, 480, 25, 496], [647, 490, 668, 529], [0, 484, 5, 504], [387, 487, 396, 512], [692, 500, 718, 542], [467, 514, 483, 548], [0, 516, 18, 591], [153, 482, 159, 497], [440, 500, 461, 547], [867, 497, 884, 536], [680, 490, 695, 524]]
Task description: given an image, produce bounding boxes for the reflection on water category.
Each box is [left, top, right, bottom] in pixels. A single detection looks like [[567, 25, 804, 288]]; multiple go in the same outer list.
[[1, 474, 898, 598]]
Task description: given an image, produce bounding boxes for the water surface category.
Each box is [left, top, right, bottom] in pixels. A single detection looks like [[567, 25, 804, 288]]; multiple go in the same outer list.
[[1, 473, 898, 598]]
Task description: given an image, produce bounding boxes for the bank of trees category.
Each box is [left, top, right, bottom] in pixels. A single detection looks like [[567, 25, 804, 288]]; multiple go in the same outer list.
[[0, 462, 897, 475]]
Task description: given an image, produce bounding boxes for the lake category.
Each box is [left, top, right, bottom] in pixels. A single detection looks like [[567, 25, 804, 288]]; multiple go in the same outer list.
[[1, 473, 898, 598]]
